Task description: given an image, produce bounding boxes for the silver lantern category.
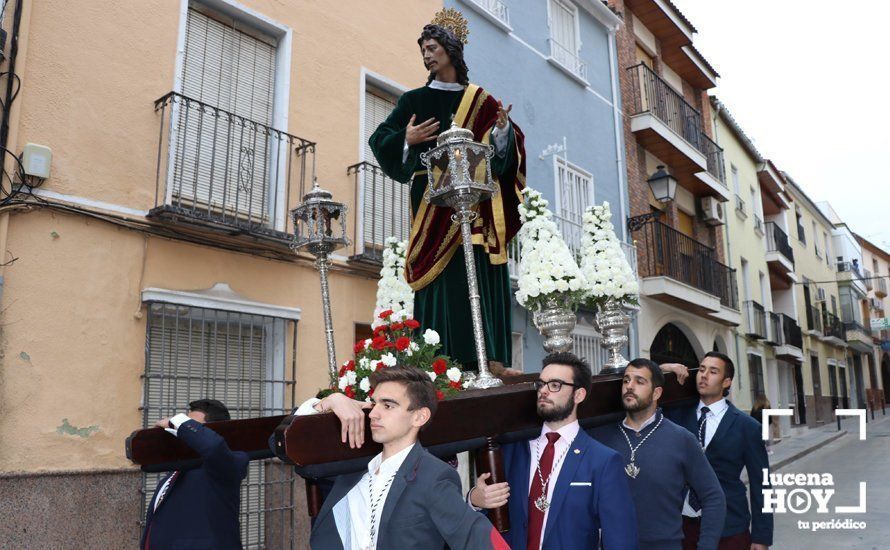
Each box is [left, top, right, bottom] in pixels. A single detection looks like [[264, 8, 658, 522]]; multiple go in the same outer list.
[[291, 181, 351, 386], [420, 123, 502, 389]]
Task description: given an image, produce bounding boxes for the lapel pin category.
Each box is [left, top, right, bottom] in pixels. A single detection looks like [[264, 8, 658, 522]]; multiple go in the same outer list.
[[573, 449, 581, 454]]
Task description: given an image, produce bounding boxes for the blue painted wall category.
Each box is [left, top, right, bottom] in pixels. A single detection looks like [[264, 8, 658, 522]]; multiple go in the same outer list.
[[445, 0, 629, 372]]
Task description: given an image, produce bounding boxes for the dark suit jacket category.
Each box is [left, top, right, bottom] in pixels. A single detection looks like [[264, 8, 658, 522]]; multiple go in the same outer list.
[[141, 420, 249, 550], [310, 443, 500, 549], [667, 401, 773, 545], [500, 428, 637, 549]]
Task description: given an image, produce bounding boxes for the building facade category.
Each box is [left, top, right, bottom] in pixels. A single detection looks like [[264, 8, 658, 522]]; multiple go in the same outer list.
[[0, 0, 443, 547], [711, 100, 802, 432], [448, 0, 630, 373], [609, 0, 738, 371], [857, 233, 890, 407]]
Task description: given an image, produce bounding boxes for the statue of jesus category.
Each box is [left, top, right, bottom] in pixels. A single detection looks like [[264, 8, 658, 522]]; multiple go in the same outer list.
[[369, 12, 526, 375]]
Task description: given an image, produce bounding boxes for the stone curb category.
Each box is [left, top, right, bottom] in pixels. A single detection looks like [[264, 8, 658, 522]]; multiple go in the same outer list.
[[771, 430, 848, 472]]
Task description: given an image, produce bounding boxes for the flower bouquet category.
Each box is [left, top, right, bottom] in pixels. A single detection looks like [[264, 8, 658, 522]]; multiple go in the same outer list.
[[328, 309, 469, 402], [372, 237, 414, 329], [579, 201, 639, 309]]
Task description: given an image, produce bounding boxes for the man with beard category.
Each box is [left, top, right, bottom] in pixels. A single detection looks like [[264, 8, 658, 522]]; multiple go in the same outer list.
[[590, 359, 725, 549], [468, 352, 637, 549], [369, 11, 525, 375]]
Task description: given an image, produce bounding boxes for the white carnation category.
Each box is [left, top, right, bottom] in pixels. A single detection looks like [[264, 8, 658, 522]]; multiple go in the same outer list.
[[338, 376, 349, 391], [359, 377, 371, 392], [423, 329, 440, 346], [370, 359, 381, 371], [381, 353, 397, 367], [446, 367, 462, 383], [427, 370, 438, 382], [345, 371, 357, 385]]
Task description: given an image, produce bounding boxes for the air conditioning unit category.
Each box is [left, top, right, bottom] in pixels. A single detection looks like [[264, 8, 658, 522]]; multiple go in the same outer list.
[[700, 197, 725, 226], [814, 287, 826, 302]]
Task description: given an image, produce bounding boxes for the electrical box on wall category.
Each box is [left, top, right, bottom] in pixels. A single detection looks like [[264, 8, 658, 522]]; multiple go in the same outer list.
[[22, 143, 52, 179]]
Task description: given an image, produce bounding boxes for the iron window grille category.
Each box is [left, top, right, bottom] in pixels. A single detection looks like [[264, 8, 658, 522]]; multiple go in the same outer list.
[[140, 302, 298, 549]]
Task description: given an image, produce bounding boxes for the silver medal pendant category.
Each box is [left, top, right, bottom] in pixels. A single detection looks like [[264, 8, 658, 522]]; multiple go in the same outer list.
[[624, 462, 640, 479], [534, 495, 550, 512]]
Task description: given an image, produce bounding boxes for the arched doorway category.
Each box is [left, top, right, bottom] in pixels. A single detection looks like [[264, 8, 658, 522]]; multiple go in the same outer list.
[[650, 323, 699, 368]]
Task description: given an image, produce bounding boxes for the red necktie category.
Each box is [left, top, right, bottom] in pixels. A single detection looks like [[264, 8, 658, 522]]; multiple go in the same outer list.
[[527, 432, 560, 550]]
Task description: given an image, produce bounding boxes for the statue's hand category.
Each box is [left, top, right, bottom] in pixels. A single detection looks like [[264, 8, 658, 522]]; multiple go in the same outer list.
[[660, 363, 690, 385], [406, 114, 439, 146]]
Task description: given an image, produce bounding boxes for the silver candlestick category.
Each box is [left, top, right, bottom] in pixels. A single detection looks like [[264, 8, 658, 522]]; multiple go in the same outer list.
[[290, 181, 350, 386], [420, 124, 502, 389]]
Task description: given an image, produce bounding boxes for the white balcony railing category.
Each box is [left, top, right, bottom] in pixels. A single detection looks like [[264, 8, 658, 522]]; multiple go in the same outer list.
[[548, 39, 587, 82], [465, 0, 510, 27]]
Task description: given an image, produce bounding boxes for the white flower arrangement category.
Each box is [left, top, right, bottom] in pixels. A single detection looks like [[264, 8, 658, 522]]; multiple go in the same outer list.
[[515, 187, 589, 310], [373, 237, 414, 329], [579, 201, 639, 308]]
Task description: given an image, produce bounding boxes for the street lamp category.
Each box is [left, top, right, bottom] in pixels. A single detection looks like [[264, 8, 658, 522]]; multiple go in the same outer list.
[[627, 165, 677, 232], [290, 181, 351, 387], [420, 123, 503, 389]]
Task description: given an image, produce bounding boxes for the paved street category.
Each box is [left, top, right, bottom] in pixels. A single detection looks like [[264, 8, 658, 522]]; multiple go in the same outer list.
[[771, 414, 890, 549]]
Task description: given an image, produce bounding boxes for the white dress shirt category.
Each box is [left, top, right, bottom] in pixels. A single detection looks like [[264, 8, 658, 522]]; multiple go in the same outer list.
[[293, 398, 414, 549], [528, 420, 580, 549], [683, 398, 729, 517]]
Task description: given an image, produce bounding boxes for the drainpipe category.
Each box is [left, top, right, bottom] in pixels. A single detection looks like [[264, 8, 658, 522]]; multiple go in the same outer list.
[[710, 100, 745, 395], [607, 26, 638, 357], [0, 0, 29, 305]]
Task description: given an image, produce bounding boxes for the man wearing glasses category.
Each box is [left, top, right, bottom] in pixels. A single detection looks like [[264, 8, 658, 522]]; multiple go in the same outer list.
[[468, 352, 637, 549]]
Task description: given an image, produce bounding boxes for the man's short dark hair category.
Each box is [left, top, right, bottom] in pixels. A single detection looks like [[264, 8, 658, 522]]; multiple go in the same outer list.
[[626, 358, 665, 389], [703, 351, 735, 397], [370, 365, 438, 421], [542, 352, 592, 396], [188, 399, 231, 422]]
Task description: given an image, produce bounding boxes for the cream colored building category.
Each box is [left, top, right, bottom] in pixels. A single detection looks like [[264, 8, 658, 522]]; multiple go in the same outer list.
[[712, 100, 802, 435], [0, 0, 440, 547], [857, 234, 890, 402], [783, 179, 849, 427]]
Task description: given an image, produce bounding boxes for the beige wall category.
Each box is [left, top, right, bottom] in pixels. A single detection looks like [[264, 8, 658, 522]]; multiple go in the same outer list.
[[0, 0, 439, 473]]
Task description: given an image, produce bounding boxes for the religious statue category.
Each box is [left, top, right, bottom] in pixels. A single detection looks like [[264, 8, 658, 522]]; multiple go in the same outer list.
[[369, 8, 526, 374]]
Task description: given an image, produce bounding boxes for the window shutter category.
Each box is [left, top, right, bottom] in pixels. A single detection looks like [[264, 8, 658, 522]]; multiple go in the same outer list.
[[171, 9, 276, 222], [361, 87, 411, 255], [550, 0, 577, 53]]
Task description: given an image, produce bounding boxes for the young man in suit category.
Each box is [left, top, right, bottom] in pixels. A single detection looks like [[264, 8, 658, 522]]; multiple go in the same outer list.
[[469, 352, 638, 549], [591, 358, 725, 549], [664, 352, 774, 549], [297, 365, 506, 549], [142, 399, 248, 550]]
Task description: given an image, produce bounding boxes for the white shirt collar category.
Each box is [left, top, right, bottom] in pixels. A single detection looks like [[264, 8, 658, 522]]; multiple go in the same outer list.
[[621, 410, 659, 432], [698, 398, 728, 418], [538, 420, 580, 444], [428, 79, 465, 91], [367, 443, 415, 478]]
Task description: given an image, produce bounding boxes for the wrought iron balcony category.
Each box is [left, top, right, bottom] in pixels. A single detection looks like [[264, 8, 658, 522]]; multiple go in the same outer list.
[[744, 301, 767, 339], [806, 304, 823, 334], [765, 311, 781, 345], [765, 222, 794, 266], [627, 63, 703, 150], [636, 220, 738, 310], [464, 0, 510, 27], [348, 162, 411, 265], [876, 276, 888, 297], [822, 310, 846, 342], [699, 132, 726, 184], [781, 313, 803, 349], [735, 195, 746, 216], [150, 92, 315, 241]]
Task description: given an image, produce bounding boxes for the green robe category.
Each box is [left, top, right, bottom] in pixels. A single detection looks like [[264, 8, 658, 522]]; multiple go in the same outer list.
[[369, 85, 515, 369]]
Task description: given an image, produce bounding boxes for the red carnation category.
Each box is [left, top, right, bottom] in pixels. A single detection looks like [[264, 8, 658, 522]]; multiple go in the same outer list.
[[378, 309, 394, 319], [345, 360, 355, 372], [449, 380, 462, 390], [395, 337, 411, 351], [354, 341, 366, 354], [391, 322, 404, 331], [432, 359, 447, 375], [404, 319, 420, 329], [373, 325, 388, 337], [344, 386, 355, 399], [368, 388, 374, 397], [371, 336, 387, 351], [436, 390, 444, 401], [338, 365, 347, 377]]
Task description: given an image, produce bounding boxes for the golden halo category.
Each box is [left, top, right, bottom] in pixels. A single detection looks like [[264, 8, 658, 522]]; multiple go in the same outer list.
[[430, 8, 469, 45]]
